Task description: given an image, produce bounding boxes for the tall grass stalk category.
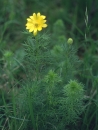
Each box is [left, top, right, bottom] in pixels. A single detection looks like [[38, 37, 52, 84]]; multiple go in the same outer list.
[[28, 90, 36, 130]]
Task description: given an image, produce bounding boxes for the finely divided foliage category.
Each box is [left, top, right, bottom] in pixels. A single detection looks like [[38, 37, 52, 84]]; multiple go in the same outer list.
[[0, 8, 88, 130]]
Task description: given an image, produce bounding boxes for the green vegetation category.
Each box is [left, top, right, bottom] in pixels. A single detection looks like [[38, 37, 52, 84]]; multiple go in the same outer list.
[[0, 0, 98, 130]]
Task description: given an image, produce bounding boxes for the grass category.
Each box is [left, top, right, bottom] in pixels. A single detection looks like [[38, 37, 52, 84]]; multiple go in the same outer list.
[[0, 0, 98, 130]]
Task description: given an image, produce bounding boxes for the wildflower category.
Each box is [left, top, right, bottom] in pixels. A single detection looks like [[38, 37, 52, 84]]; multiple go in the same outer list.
[[67, 38, 73, 44], [26, 12, 47, 36]]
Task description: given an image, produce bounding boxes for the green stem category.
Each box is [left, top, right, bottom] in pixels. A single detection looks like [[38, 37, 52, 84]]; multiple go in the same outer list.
[[28, 91, 36, 130], [35, 37, 40, 81], [12, 89, 17, 130]]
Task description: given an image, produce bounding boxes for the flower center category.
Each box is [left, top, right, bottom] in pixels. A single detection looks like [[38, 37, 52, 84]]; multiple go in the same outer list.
[[34, 23, 39, 28]]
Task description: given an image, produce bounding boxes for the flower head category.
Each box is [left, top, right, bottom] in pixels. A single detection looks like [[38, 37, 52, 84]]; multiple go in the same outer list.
[[26, 12, 47, 36]]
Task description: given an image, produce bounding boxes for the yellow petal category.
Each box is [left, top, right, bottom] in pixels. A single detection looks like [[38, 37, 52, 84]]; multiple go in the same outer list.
[[37, 12, 40, 17], [42, 24, 47, 28], [41, 15, 46, 19], [26, 24, 33, 28], [30, 16, 34, 19], [43, 20, 46, 23], [33, 13, 36, 19], [38, 26, 42, 31], [26, 24, 32, 29], [29, 27, 34, 32], [33, 30, 37, 36], [26, 23, 31, 26], [26, 26, 29, 29], [27, 18, 31, 21]]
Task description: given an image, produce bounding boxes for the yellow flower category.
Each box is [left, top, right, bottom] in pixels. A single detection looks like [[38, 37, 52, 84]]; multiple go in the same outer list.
[[26, 12, 47, 36]]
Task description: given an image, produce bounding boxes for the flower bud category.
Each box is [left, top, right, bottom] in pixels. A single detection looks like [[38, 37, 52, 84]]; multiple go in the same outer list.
[[67, 38, 73, 44]]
